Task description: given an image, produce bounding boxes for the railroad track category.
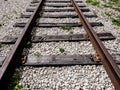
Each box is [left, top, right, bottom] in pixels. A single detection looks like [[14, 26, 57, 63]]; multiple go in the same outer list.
[[0, 0, 120, 89]]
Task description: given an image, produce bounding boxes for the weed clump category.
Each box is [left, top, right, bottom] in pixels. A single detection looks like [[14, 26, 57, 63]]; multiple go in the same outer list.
[[111, 18, 120, 26], [34, 51, 41, 57], [59, 48, 65, 53], [62, 25, 72, 31], [86, 0, 100, 6], [26, 41, 32, 48], [8, 71, 21, 90], [13, 10, 17, 15]]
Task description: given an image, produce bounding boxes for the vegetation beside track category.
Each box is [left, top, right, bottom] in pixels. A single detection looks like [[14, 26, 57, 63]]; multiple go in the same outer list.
[[8, 70, 21, 90], [86, 0, 120, 27]]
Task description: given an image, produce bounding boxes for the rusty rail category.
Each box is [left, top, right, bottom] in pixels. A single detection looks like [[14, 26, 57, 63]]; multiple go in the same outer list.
[[0, 0, 44, 89], [71, 0, 120, 89], [0, 0, 119, 89]]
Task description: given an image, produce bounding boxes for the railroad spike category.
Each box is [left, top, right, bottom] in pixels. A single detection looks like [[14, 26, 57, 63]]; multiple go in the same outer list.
[[92, 54, 101, 62], [20, 55, 27, 64]]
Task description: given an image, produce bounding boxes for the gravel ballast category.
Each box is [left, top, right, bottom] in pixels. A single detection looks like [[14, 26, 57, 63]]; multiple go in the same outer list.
[[0, 0, 31, 39], [0, 0, 120, 89], [0, 0, 31, 56], [19, 0, 119, 89], [19, 66, 114, 90], [35, 27, 86, 36], [29, 41, 95, 56]]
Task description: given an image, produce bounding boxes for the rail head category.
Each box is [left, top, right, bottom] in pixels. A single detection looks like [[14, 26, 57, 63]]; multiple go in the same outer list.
[[0, 0, 44, 89], [70, 0, 120, 89]]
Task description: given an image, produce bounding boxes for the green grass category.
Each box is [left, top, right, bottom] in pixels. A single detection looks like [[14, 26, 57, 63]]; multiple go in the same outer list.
[[62, 25, 72, 31], [59, 48, 65, 53], [86, 0, 100, 6], [39, 10, 44, 15], [13, 10, 17, 15], [102, 4, 112, 8], [111, 18, 120, 26], [102, 0, 120, 10], [85, 0, 120, 27], [26, 41, 32, 48], [111, 0, 120, 7], [101, 1, 120, 26], [8, 71, 21, 90], [34, 51, 41, 57], [111, 0, 119, 3], [104, 12, 111, 17], [3, 14, 11, 19]]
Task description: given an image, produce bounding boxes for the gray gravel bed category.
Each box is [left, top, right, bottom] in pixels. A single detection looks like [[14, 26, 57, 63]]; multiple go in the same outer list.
[[44, 2, 71, 6], [44, 11, 77, 16], [92, 26, 108, 33], [0, 45, 13, 56], [0, 0, 31, 56], [16, 18, 29, 23], [43, 5, 87, 9], [43, 11, 95, 16], [83, 0, 120, 55], [35, 27, 86, 36], [35, 26, 107, 36], [0, 0, 31, 40], [44, 2, 85, 5], [0, 27, 22, 41], [3, 0, 119, 89], [19, 65, 114, 90], [39, 18, 79, 23], [44, 6, 74, 9], [43, 11, 96, 18], [29, 41, 95, 56], [103, 40, 120, 54], [39, 17, 101, 23]]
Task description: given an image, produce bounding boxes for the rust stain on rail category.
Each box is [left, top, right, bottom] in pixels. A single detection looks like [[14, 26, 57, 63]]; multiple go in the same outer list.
[[0, 0, 44, 89], [71, 0, 120, 89]]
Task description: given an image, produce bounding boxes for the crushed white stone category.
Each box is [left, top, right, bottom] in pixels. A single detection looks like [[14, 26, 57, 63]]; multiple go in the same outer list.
[[0, 0, 31, 39], [44, 11, 77, 15], [39, 18, 79, 23], [39, 17, 101, 23], [19, 65, 114, 90], [20, 0, 119, 89], [0, 0, 119, 89], [35, 27, 86, 36], [29, 41, 95, 56], [0, 0, 31, 56], [0, 45, 13, 56], [20, 0, 120, 90]]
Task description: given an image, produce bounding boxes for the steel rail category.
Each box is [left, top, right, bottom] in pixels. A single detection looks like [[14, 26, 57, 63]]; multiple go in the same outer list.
[[71, 0, 120, 89], [0, 0, 43, 89]]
